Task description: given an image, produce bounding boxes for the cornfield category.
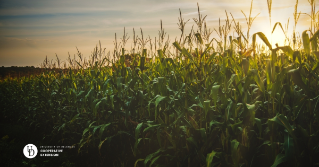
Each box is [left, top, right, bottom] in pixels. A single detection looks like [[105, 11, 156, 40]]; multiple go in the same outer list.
[[1, 0, 319, 166]]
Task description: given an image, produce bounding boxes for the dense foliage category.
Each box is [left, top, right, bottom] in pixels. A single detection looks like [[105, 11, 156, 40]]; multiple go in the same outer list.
[[1, 1, 319, 166]]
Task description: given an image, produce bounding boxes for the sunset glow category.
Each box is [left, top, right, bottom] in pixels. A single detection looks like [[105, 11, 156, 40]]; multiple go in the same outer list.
[[0, 0, 314, 66]]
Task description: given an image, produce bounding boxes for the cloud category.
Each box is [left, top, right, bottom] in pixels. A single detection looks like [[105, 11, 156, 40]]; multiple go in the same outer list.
[[183, 10, 206, 16], [0, 0, 313, 66]]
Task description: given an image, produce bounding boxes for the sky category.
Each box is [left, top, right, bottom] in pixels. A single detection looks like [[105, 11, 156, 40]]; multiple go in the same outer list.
[[0, 0, 315, 67]]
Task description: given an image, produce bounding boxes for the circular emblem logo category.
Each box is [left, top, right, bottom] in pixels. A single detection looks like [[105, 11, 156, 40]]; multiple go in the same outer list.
[[23, 144, 38, 158]]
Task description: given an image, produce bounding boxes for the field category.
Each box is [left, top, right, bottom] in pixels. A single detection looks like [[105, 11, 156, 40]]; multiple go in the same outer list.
[[0, 66, 76, 80], [1, 0, 319, 166]]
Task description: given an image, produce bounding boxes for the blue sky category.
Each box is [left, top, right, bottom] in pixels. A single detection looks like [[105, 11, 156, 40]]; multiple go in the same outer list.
[[0, 0, 314, 67]]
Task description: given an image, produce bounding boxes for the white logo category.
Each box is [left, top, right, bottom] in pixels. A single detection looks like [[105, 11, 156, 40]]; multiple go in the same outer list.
[[23, 144, 38, 158]]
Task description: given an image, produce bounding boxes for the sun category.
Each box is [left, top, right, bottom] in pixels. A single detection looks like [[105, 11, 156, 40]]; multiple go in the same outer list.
[[255, 21, 290, 49], [271, 28, 288, 48]]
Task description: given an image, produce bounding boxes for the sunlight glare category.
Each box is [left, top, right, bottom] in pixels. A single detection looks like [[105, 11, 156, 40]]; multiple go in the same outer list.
[[271, 28, 287, 48]]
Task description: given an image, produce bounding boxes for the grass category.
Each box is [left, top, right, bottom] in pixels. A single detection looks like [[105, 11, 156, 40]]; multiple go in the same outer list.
[[1, 0, 319, 166]]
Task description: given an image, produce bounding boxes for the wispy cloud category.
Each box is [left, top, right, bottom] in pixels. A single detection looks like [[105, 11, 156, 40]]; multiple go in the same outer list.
[[183, 10, 206, 16], [0, 0, 314, 66]]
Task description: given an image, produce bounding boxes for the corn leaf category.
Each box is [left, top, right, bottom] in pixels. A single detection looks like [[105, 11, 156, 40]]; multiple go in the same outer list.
[[206, 150, 217, 167], [252, 32, 272, 50], [271, 153, 287, 167], [302, 30, 310, 55]]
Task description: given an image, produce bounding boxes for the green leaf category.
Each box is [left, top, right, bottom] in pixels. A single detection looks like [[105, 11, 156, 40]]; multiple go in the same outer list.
[[231, 139, 240, 167], [276, 115, 294, 137], [134, 159, 144, 167], [75, 60, 83, 69], [134, 138, 142, 156], [266, 59, 272, 89], [302, 30, 310, 55], [284, 131, 294, 160], [172, 41, 182, 52], [157, 49, 164, 59], [293, 51, 301, 63], [181, 48, 195, 63], [211, 85, 220, 107], [134, 123, 143, 155], [250, 69, 264, 92], [197, 128, 207, 142], [92, 125, 102, 135], [206, 150, 217, 167], [99, 123, 111, 138], [226, 99, 234, 121], [252, 32, 272, 50], [206, 52, 218, 64], [271, 153, 287, 167], [117, 77, 123, 91], [165, 58, 176, 68], [246, 103, 258, 126], [288, 68, 307, 92], [164, 130, 176, 149], [58, 123, 65, 132], [255, 118, 262, 137], [271, 75, 282, 98], [76, 91, 85, 98], [268, 114, 296, 140], [85, 88, 94, 101], [70, 113, 80, 124], [296, 125, 309, 138], [98, 138, 107, 151], [187, 137, 198, 148], [310, 29, 319, 42], [95, 98, 106, 113], [227, 74, 237, 91], [157, 77, 165, 93], [144, 149, 162, 166], [242, 58, 249, 75], [231, 121, 243, 132], [82, 128, 89, 136], [311, 32, 318, 51], [210, 120, 223, 128], [89, 121, 96, 127], [144, 124, 160, 133], [277, 46, 294, 59], [203, 100, 211, 118], [188, 115, 199, 129], [195, 33, 204, 45], [149, 155, 161, 167], [155, 95, 166, 107], [201, 46, 212, 58], [272, 22, 285, 35], [231, 139, 239, 152], [78, 138, 87, 153], [135, 123, 143, 140]]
